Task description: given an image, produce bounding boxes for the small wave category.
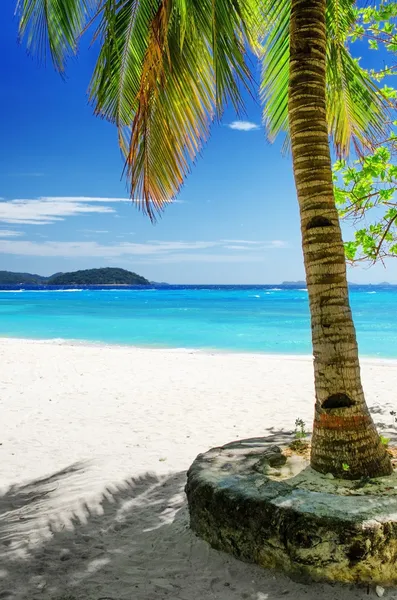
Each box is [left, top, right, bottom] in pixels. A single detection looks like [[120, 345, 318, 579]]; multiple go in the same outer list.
[[367, 291, 377, 294], [98, 288, 132, 292], [100, 288, 156, 292], [298, 288, 308, 291], [23, 289, 84, 293], [0, 288, 85, 293], [249, 294, 260, 298], [269, 288, 282, 291]]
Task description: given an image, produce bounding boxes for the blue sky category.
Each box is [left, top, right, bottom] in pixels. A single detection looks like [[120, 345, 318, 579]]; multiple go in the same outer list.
[[1, 1, 396, 284]]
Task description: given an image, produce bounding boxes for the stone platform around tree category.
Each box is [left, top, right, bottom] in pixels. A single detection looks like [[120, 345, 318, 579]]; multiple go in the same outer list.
[[185, 436, 397, 585]]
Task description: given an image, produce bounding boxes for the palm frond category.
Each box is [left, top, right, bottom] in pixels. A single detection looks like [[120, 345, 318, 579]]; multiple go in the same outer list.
[[17, 0, 256, 217], [90, 0, 256, 218], [210, 0, 257, 114], [123, 0, 216, 219], [260, 0, 389, 155], [325, 0, 389, 155], [16, 0, 94, 73], [259, 0, 290, 149], [89, 0, 159, 133]]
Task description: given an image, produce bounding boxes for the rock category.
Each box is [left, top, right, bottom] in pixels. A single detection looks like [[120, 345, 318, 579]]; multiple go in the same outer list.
[[376, 586, 385, 597], [325, 473, 334, 480], [30, 576, 46, 590], [151, 578, 175, 592], [59, 548, 71, 561], [253, 446, 287, 472], [186, 436, 397, 586]]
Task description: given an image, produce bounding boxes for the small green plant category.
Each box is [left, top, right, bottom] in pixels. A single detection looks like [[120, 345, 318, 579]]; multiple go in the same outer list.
[[380, 435, 390, 447], [289, 438, 309, 453], [342, 462, 350, 472], [289, 418, 309, 454], [294, 418, 307, 439]]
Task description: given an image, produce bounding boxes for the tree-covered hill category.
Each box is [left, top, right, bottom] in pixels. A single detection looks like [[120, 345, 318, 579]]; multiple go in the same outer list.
[[0, 268, 150, 286], [0, 271, 46, 284]]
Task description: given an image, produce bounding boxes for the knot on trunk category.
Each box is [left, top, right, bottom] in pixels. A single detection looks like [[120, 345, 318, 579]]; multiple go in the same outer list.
[[306, 216, 333, 230], [322, 393, 354, 410]]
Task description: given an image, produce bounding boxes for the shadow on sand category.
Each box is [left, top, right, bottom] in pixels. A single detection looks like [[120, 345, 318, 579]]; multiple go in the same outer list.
[[0, 431, 393, 600]]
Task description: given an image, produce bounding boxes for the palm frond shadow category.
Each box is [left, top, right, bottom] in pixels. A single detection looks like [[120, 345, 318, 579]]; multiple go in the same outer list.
[[1, 431, 389, 600], [0, 465, 189, 599], [368, 403, 397, 442], [0, 462, 88, 556]]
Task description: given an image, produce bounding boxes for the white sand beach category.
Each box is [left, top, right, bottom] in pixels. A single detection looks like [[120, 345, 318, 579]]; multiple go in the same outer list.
[[1, 337, 396, 600]]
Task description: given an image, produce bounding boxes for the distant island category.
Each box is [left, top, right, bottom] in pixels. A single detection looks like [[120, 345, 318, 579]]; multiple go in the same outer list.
[[0, 268, 150, 286], [0, 271, 46, 285]]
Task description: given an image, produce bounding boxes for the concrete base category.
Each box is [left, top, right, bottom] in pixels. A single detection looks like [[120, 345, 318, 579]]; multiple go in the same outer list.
[[185, 437, 397, 585]]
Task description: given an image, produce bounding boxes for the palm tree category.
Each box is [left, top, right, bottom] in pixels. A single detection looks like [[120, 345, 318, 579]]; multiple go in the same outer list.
[[285, 0, 392, 478], [17, 0, 393, 479]]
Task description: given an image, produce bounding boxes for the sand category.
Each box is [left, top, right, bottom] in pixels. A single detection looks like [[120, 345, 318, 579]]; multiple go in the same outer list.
[[0, 338, 396, 600]]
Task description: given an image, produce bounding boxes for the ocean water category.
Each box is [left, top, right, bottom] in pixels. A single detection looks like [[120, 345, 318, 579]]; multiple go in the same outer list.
[[0, 285, 396, 358]]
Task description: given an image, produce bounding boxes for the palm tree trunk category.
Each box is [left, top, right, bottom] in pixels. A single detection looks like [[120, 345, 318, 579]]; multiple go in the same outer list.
[[288, 0, 392, 479]]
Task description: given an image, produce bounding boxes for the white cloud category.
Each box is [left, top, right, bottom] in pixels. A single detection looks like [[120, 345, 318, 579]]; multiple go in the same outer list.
[[80, 229, 110, 234], [271, 240, 288, 248], [223, 240, 288, 250], [0, 238, 287, 259], [222, 239, 268, 245], [140, 253, 266, 264], [0, 196, 131, 225], [224, 245, 254, 250], [0, 240, 216, 258], [0, 195, 186, 226], [0, 230, 23, 238], [227, 121, 260, 132], [7, 172, 44, 177]]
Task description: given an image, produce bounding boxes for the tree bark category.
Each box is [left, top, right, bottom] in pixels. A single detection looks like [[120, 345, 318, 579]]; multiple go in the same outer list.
[[288, 0, 392, 479]]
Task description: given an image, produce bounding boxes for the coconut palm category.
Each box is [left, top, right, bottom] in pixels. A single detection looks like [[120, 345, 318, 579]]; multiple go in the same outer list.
[[17, 0, 392, 478]]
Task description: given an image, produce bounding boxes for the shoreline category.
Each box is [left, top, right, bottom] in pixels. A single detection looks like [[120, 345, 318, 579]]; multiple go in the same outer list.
[[1, 335, 397, 365]]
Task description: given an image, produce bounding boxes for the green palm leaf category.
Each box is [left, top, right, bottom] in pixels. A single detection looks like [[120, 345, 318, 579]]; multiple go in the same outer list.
[[89, 0, 159, 131], [16, 0, 94, 72], [260, 0, 389, 155], [18, 0, 257, 216], [17, 0, 388, 213], [122, 1, 216, 218], [89, 0, 256, 217]]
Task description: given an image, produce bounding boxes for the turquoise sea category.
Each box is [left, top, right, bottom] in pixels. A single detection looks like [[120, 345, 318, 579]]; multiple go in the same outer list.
[[0, 285, 396, 358]]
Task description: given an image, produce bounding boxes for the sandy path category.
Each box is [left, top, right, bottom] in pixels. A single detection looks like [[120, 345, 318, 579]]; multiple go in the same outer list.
[[0, 338, 396, 600]]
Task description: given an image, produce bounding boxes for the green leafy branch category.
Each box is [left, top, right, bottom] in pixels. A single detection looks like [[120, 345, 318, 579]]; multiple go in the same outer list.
[[335, 1, 397, 263], [334, 146, 397, 261]]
